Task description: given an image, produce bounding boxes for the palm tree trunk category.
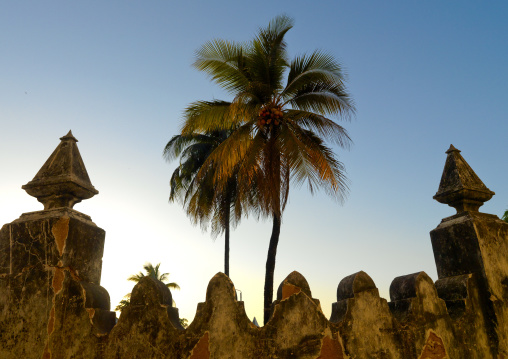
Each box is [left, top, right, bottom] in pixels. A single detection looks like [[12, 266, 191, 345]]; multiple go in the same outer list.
[[225, 211, 230, 277], [263, 213, 281, 324], [224, 188, 232, 278], [263, 128, 282, 325]]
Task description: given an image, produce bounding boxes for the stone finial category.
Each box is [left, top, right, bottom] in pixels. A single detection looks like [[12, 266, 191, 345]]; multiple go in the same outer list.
[[433, 145, 494, 213], [337, 271, 376, 301], [22, 131, 98, 210]]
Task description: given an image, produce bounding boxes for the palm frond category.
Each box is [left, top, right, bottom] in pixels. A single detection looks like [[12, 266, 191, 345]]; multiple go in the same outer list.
[[247, 15, 293, 98], [169, 167, 186, 202], [279, 124, 348, 202], [288, 81, 355, 118], [127, 263, 180, 291], [168, 127, 248, 242], [180, 100, 234, 134], [166, 282, 181, 290], [164, 133, 218, 162], [285, 109, 352, 148], [194, 39, 249, 94], [115, 298, 131, 312], [127, 272, 145, 282], [196, 123, 255, 185], [283, 50, 347, 98]]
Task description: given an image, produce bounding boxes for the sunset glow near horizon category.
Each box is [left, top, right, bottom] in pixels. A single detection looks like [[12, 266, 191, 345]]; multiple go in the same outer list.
[[1, 1, 507, 323]]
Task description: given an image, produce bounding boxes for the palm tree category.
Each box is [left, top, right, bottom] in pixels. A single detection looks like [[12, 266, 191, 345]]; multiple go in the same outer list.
[[114, 298, 131, 312], [127, 262, 180, 290], [181, 15, 354, 324], [115, 262, 181, 312], [164, 130, 249, 277], [502, 209, 508, 223]]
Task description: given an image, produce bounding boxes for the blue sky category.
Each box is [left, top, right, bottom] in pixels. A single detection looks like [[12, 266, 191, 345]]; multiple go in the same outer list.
[[1, 1, 507, 323]]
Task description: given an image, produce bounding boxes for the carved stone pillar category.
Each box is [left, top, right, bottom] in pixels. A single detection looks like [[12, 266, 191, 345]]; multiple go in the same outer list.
[[0, 131, 115, 359], [430, 145, 508, 357]]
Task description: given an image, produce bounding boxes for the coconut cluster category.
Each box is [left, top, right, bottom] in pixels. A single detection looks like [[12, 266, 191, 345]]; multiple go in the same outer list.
[[257, 105, 283, 128]]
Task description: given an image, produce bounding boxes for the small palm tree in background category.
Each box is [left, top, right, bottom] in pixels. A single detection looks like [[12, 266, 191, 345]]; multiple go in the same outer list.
[[115, 262, 180, 311], [502, 209, 508, 223], [127, 262, 180, 290], [115, 298, 131, 312]]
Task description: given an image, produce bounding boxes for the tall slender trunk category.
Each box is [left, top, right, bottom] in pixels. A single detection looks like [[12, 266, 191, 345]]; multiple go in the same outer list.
[[224, 200, 231, 277], [224, 210, 230, 277], [263, 127, 282, 325], [263, 213, 281, 324]]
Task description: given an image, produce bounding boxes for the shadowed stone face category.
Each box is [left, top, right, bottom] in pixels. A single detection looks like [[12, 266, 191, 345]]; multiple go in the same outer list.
[[337, 271, 376, 301]]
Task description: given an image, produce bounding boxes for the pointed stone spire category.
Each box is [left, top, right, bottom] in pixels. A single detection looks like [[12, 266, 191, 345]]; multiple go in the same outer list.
[[22, 131, 98, 210], [433, 145, 494, 213]]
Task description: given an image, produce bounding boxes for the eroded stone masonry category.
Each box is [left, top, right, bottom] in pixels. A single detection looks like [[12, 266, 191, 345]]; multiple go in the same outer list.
[[1, 133, 507, 358]]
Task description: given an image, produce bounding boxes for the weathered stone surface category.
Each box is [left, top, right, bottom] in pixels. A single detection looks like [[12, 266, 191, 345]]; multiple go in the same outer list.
[[333, 271, 406, 358], [0, 209, 113, 359], [22, 131, 98, 210], [435, 273, 491, 357], [316, 336, 344, 359], [418, 331, 447, 359], [3, 208, 106, 284], [337, 270, 376, 301], [265, 272, 343, 358], [187, 273, 258, 358], [430, 145, 508, 358], [330, 271, 376, 323], [3, 138, 508, 358], [433, 145, 494, 213], [430, 211, 508, 357], [188, 332, 210, 358], [0, 132, 112, 359], [105, 276, 181, 358], [43, 272, 115, 359], [388, 272, 461, 358], [276, 270, 313, 300]]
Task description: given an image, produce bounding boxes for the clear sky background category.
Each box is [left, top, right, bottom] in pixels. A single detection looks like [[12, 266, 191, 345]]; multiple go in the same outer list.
[[1, 1, 507, 323]]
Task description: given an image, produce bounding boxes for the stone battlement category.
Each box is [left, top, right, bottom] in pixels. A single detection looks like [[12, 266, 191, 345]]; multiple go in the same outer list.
[[1, 134, 507, 358]]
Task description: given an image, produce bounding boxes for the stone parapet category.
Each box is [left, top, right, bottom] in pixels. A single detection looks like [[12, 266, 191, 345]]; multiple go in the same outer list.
[[1, 135, 508, 358]]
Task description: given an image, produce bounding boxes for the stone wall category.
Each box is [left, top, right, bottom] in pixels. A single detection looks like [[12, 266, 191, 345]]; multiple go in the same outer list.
[[1, 134, 507, 358]]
